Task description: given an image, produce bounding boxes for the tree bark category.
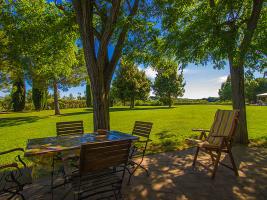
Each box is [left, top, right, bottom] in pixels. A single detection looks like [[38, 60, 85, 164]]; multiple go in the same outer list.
[[73, 0, 139, 131], [229, 57, 248, 144], [130, 96, 135, 109], [91, 81, 110, 130], [53, 80, 60, 115], [86, 82, 92, 107], [168, 93, 172, 108], [227, 0, 263, 144]]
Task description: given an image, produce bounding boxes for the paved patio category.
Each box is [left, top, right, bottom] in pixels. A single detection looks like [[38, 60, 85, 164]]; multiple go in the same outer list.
[[2, 145, 267, 200]]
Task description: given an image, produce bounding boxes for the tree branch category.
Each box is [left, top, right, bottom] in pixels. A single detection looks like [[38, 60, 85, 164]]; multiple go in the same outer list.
[[93, 2, 108, 24], [238, 0, 264, 65], [105, 0, 139, 85], [73, 0, 97, 79], [93, 27, 101, 40], [97, 0, 121, 69]]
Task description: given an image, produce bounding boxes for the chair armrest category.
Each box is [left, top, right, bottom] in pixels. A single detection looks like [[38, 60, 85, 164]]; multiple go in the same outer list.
[[0, 162, 18, 170], [0, 148, 24, 156], [192, 129, 210, 132]]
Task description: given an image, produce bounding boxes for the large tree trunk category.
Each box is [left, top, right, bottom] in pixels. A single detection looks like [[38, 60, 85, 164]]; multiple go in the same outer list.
[[229, 58, 249, 144], [91, 81, 110, 131], [73, 0, 139, 131], [86, 82, 92, 107], [53, 80, 60, 115]]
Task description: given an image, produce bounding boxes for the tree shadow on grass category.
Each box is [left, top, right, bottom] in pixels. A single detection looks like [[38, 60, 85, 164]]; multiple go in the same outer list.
[[81, 106, 174, 114], [109, 106, 174, 113], [59, 110, 93, 117], [149, 131, 180, 153], [0, 116, 43, 127]]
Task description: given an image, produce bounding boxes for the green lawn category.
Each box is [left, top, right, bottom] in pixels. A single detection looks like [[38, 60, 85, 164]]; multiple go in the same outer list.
[[0, 105, 266, 163]]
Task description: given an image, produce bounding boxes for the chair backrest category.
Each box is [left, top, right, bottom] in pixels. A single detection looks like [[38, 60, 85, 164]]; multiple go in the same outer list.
[[207, 110, 239, 145], [79, 140, 131, 175], [56, 121, 84, 136], [132, 121, 153, 139]]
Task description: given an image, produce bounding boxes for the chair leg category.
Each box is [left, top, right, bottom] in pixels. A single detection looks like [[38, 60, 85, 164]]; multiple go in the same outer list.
[[192, 147, 200, 167], [208, 150, 215, 165], [139, 164, 149, 177], [228, 150, 239, 176], [127, 157, 149, 185], [211, 151, 221, 179], [127, 167, 137, 185]]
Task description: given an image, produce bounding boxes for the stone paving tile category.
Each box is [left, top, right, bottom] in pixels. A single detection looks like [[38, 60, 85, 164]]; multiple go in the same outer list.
[[1, 146, 266, 200]]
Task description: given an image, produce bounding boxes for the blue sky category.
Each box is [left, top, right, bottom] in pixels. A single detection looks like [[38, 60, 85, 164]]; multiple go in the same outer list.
[[0, 63, 264, 99], [58, 63, 263, 99]]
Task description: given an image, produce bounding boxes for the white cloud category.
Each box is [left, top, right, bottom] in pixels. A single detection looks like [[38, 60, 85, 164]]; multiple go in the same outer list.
[[216, 75, 228, 83], [183, 69, 199, 75], [139, 66, 157, 80]]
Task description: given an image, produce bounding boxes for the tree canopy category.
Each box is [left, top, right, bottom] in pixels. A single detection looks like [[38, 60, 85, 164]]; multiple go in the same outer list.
[[153, 63, 185, 107], [112, 59, 151, 108]]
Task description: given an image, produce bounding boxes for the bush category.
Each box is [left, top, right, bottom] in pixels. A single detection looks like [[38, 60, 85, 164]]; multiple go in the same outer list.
[[47, 99, 87, 109], [135, 100, 163, 106], [0, 96, 12, 111], [173, 98, 232, 105], [25, 103, 34, 111]]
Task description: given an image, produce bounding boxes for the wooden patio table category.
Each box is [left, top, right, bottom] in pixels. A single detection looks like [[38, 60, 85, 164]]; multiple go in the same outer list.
[[25, 131, 138, 157], [24, 131, 138, 199]]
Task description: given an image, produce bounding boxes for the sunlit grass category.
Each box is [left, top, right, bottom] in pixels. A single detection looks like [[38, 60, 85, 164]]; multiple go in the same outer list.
[[0, 105, 266, 163]]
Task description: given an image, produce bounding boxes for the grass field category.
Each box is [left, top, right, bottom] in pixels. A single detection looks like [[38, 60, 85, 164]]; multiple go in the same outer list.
[[0, 105, 266, 163]]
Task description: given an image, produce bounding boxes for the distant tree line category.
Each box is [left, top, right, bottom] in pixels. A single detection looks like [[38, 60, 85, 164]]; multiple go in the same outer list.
[[219, 76, 267, 103]]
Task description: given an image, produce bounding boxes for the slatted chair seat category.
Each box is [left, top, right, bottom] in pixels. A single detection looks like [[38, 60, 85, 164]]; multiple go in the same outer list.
[[187, 109, 239, 179], [197, 141, 220, 149]]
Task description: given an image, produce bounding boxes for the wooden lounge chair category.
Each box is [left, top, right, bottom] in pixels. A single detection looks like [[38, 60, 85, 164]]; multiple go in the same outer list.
[[187, 109, 239, 179], [0, 148, 31, 200], [68, 140, 132, 200], [127, 121, 153, 184], [56, 120, 84, 136]]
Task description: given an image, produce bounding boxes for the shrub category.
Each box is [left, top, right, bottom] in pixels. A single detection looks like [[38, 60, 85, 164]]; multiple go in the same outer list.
[[47, 99, 87, 109], [0, 96, 12, 111]]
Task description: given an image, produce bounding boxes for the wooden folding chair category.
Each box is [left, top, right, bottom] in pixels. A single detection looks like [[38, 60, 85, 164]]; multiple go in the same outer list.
[[187, 109, 239, 179], [68, 140, 132, 200], [127, 121, 153, 184]]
